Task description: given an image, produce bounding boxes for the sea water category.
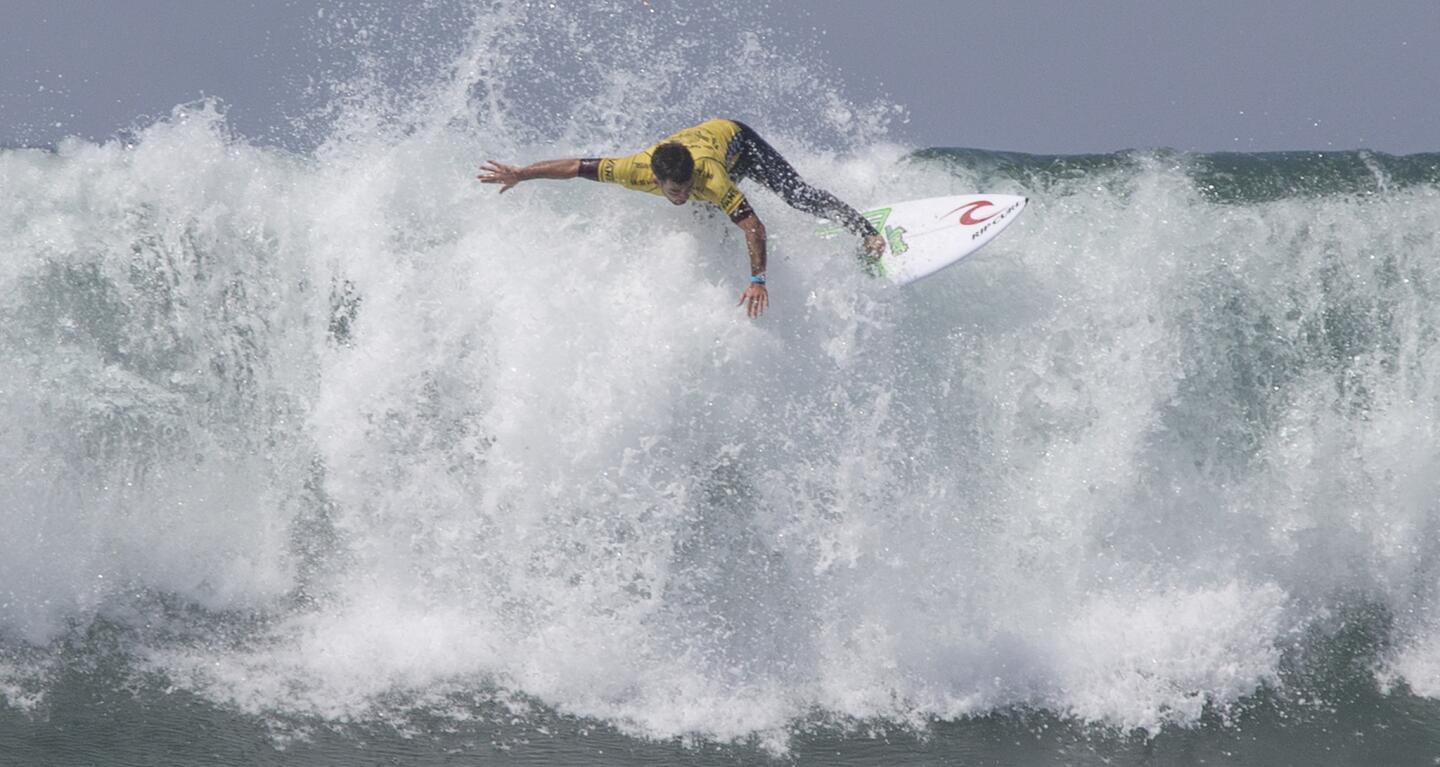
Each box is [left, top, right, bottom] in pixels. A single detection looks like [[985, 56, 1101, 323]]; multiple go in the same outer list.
[[4, 2, 1440, 765]]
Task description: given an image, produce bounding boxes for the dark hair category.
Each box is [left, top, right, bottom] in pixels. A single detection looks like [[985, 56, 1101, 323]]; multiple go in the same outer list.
[[651, 142, 695, 183]]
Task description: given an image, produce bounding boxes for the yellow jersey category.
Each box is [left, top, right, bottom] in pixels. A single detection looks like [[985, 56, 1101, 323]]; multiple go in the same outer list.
[[593, 119, 749, 219]]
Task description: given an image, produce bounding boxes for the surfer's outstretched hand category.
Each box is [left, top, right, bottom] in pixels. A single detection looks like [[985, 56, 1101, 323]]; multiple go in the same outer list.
[[478, 161, 523, 193], [737, 283, 768, 318]]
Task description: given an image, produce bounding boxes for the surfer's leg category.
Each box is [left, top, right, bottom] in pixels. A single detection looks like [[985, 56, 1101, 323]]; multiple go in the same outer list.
[[732, 122, 877, 237]]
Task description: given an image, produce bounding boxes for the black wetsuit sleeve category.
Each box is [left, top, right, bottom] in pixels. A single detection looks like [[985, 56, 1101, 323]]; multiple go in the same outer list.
[[578, 158, 601, 181], [731, 123, 877, 237], [838, 207, 879, 238]]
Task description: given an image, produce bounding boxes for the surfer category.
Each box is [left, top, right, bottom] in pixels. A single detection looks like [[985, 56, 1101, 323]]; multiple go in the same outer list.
[[478, 118, 885, 318]]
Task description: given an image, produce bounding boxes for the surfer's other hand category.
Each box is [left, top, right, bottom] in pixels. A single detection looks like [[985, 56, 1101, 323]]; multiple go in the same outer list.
[[737, 283, 768, 318], [478, 161, 523, 193], [863, 234, 886, 258]]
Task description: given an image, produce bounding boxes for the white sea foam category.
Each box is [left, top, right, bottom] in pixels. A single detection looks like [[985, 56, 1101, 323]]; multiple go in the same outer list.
[[3, 0, 1440, 750]]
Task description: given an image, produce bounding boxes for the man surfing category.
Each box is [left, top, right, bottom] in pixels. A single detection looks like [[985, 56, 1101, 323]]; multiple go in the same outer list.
[[478, 118, 885, 318]]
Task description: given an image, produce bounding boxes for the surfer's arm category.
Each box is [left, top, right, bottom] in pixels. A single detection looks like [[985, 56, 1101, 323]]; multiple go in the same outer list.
[[836, 204, 885, 257], [735, 209, 766, 277], [477, 159, 584, 193], [734, 209, 768, 318]]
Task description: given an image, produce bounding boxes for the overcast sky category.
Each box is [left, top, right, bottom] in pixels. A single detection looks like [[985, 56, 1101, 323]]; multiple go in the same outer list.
[[3, 0, 1437, 154]]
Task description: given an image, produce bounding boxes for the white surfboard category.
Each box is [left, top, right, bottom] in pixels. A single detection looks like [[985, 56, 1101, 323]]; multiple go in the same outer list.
[[818, 194, 1028, 285]]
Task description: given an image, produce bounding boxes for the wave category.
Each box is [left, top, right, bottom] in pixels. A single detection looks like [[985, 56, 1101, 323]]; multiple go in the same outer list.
[[3, 0, 1440, 752], [917, 147, 1440, 202]]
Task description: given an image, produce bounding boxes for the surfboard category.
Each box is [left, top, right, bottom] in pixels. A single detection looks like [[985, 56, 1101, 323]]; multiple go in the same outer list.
[[818, 194, 1028, 286]]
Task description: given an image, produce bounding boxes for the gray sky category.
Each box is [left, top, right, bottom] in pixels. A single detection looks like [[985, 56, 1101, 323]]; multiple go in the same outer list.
[[3, 0, 1438, 154]]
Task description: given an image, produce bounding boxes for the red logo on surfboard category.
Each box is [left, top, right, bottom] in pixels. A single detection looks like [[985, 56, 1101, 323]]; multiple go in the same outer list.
[[946, 200, 1000, 226]]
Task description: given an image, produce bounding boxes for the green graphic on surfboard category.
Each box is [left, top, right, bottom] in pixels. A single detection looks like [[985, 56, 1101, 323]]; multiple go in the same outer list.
[[816, 195, 1027, 286]]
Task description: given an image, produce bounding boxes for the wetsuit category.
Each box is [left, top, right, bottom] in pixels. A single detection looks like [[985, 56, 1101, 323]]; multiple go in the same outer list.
[[578, 118, 878, 237]]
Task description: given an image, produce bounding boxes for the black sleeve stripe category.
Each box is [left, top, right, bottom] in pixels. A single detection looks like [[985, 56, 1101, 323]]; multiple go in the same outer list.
[[578, 158, 601, 181], [730, 200, 756, 224]]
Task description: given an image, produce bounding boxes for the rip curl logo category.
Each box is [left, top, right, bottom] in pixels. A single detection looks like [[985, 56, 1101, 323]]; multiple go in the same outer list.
[[940, 198, 1025, 241], [946, 200, 1001, 226]]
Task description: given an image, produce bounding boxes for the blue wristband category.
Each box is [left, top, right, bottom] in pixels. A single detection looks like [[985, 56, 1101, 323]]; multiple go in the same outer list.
[[750, 274, 766, 285]]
